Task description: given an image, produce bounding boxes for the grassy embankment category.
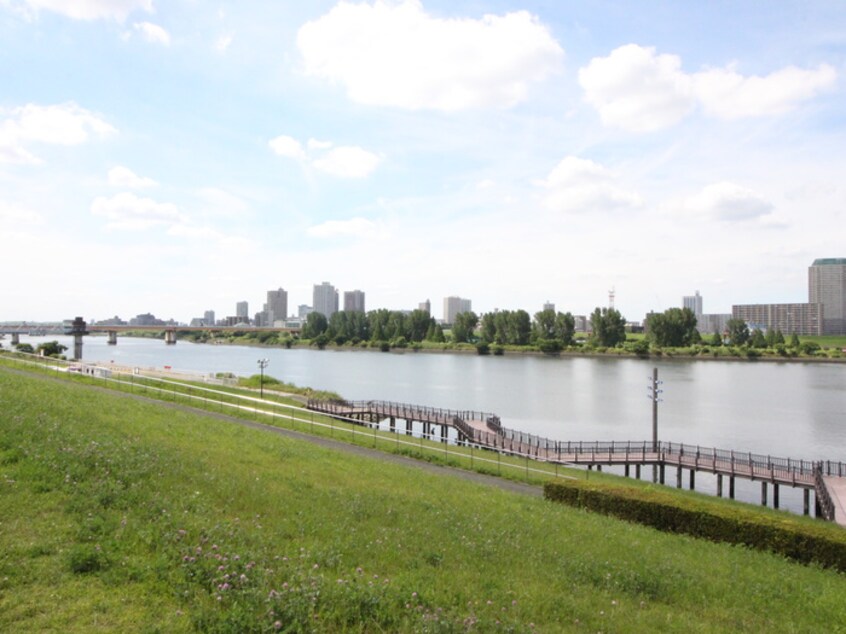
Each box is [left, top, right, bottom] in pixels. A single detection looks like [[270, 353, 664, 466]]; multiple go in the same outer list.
[[2, 365, 846, 632]]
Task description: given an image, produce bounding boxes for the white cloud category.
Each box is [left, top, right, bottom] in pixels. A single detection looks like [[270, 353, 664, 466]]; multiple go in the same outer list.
[[681, 181, 774, 222], [307, 138, 333, 150], [297, 0, 563, 111], [133, 21, 170, 46], [578, 44, 694, 132], [311, 146, 381, 178], [579, 44, 837, 131], [90, 191, 182, 230], [22, 0, 152, 21], [537, 156, 642, 213], [270, 134, 381, 179], [0, 102, 115, 163], [693, 64, 837, 119], [108, 165, 157, 188], [268, 135, 305, 160], [215, 34, 232, 52], [307, 217, 386, 239]]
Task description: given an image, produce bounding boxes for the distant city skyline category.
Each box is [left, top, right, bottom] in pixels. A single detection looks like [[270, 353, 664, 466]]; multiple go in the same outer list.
[[2, 2, 844, 322]]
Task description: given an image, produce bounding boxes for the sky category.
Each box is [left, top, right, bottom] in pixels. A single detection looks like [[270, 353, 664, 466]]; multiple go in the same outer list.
[[1, 0, 844, 323]]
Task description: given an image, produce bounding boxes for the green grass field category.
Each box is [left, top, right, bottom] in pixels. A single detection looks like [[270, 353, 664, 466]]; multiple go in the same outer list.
[[2, 366, 846, 632]]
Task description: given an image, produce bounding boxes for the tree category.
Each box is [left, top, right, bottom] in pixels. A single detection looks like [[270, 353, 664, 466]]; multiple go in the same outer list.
[[710, 330, 723, 347], [646, 307, 698, 347], [302, 312, 328, 339], [480, 313, 497, 344], [589, 307, 627, 347], [36, 340, 68, 358], [554, 312, 576, 347], [532, 309, 556, 342], [507, 310, 532, 346], [726, 318, 750, 346], [451, 311, 478, 343], [15, 343, 34, 353], [789, 332, 801, 348], [750, 328, 767, 348]]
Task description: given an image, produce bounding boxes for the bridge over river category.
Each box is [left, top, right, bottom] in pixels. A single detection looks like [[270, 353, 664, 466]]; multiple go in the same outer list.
[[307, 398, 846, 525]]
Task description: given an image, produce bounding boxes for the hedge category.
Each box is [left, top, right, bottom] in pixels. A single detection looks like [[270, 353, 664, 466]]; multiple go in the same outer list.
[[544, 480, 846, 572]]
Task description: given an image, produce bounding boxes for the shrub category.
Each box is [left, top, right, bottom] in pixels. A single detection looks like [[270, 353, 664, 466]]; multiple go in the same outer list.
[[476, 342, 490, 355], [544, 480, 846, 571]]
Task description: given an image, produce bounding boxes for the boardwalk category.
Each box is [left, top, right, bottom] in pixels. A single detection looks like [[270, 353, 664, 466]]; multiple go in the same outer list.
[[307, 398, 846, 524]]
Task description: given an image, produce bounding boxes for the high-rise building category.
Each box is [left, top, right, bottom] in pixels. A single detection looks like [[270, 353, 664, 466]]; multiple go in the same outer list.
[[732, 303, 823, 336], [443, 296, 472, 324], [419, 299, 431, 315], [683, 291, 703, 317], [343, 290, 365, 313], [203, 310, 215, 326], [298, 305, 313, 319], [543, 301, 555, 313], [266, 288, 288, 325], [809, 258, 846, 335], [313, 282, 339, 319], [236, 301, 249, 319]]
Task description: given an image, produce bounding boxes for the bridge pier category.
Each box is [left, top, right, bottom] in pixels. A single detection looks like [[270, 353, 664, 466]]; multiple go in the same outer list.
[[659, 464, 665, 484], [773, 483, 779, 509], [689, 469, 695, 490], [729, 476, 735, 499], [11, 332, 20, 346], [717, 474, 723, 497], [165, 330, 177, 345], [676, 467, 682, 488], [596, 464, 602, 472], [389, 416, 396, 433], [624, 464, 630, 477], [635, 464, 641, 479], [761, 482, 768, 506], [108, 330, 118, 345], [804, 489, 810, 515], [406, 420, 413, 436], [440, 424, 448, 444]]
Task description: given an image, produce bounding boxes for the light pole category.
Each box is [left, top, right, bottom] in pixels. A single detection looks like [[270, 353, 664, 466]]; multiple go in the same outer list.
[[257, 358, 269, 398], [648, 367, 663, 482]]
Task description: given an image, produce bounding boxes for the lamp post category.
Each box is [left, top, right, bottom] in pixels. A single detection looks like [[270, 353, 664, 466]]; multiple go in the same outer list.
[[257, 358, 269, 398], [648, 367, 663, 482]]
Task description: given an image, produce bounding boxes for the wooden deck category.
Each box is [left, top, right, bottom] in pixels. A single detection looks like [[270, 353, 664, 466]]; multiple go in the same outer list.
[[306, 398, 846, 522]]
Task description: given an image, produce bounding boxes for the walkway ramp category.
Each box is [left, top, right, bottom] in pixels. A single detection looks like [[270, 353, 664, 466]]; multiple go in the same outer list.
[[823, 477, 846, 527]]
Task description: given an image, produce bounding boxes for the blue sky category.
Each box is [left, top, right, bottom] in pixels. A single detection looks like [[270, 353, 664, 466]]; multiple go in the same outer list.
[[2, 0, 844, 323]]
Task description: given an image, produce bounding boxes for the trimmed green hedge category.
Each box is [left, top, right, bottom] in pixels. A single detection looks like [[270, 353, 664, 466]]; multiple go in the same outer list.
[[544, 480, 846, 571]]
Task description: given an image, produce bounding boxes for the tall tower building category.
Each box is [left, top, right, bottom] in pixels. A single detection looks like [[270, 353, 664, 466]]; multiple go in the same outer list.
[[203, 310, 215, 326], [236, 301, 249, 319], [313, 282, 339, 319], [682, 291, 703, 317], [419, 299, 431, 315], [266, 288, 288, 325], [343, 290, 366, 313], [809, 258, 846, 334], [543, 301, 555, 313], [443, 296, 472, 324]]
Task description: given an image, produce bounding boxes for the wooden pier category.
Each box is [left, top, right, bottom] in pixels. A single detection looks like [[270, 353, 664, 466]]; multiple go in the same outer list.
[[307, 398, 846, 524]]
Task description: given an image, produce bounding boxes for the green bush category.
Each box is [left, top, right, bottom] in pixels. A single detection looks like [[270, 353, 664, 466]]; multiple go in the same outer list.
[[544, 480, 846, 571], [475, 342, 490, 355]]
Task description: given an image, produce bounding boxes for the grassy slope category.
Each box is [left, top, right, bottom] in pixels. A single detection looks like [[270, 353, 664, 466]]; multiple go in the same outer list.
[[1, 368, 845, 633]]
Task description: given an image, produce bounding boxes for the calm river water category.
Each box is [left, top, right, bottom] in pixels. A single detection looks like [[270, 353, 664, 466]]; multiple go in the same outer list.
[[9, 334, 845, 513]]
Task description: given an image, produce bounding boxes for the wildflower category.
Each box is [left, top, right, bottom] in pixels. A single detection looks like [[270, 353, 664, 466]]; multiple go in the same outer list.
[[273, 622, 282, 630]]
